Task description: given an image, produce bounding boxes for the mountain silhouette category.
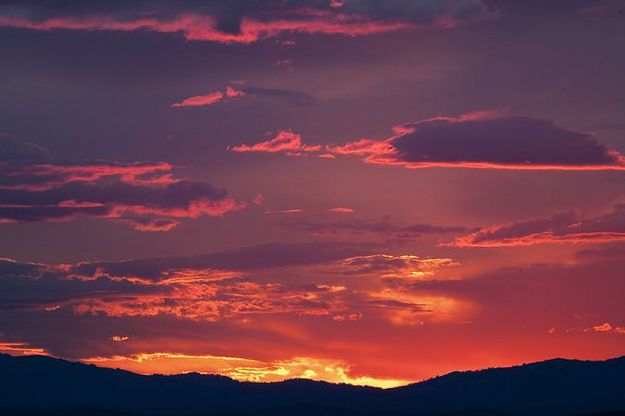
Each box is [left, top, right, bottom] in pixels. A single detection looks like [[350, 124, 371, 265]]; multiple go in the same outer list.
[[1, 353, 624, 415]]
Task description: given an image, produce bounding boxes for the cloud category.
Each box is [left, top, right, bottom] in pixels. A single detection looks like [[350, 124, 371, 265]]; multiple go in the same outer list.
[[230, 131, 321, 155], [74, 241, 377, 279], [0, 162, 244, 231], [333, 254, 457, 279], [0, 242, 456, 327], [329, 207, 355, 213], [0, 258, 345, 320], [0, 161, 176, 191], [171, 86, 246, 108], [172, 84, 315, 109], [364, 290, 473, 326], [280, 215, 466, 239], [70, 279, 345, 321], [232, 111, 625, 170], [0, 0, 497, 44], [0, 342, 48, 355], [448, 204, 625, 247]]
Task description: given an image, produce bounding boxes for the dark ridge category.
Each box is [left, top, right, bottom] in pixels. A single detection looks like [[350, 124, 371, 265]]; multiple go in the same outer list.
[[1, 353, 624, 416]]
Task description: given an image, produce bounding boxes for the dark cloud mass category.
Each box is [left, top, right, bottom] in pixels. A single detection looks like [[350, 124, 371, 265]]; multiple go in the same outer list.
[[390, 115, 623, 167], [74, 241, 377, 279]]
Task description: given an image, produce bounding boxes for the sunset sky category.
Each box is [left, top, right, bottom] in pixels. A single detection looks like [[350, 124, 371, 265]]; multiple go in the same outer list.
[[1, 0, 625, 388]]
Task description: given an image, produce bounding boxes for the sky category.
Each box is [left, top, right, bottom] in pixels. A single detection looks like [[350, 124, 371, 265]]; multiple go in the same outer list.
[[0, 0, 625, 388]]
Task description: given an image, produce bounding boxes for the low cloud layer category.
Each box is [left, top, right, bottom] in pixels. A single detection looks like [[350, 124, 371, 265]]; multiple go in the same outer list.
[[0, 242, 457, 326], [232, 111, 625, 170]]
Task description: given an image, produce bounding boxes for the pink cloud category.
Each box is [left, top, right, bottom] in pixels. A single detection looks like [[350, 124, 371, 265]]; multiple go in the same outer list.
[[230, 131, 321, 155], [172, 86, 246, 108]]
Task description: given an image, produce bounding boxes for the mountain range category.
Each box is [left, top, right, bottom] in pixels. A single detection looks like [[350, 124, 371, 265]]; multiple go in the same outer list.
[[1, 353, 624, 415]]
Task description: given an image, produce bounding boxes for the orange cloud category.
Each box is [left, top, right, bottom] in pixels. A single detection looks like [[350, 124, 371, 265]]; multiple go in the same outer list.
[[329, 207, 356, 213], [70, 276, 348, 321], [565, 322, 625, 334], [0, 342, 48, 355]]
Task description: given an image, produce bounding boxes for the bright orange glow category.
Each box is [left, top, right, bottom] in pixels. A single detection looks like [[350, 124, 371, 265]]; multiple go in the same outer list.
[[0, 342, 49, 355], [83, 352, 410, 388]]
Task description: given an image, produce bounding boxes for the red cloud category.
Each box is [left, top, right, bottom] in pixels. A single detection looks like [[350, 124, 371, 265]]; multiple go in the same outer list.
[[448, 204, 625, 247]]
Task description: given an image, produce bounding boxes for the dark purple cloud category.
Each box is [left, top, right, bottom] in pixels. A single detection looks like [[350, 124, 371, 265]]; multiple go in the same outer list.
[[74, 241, 377, 280]]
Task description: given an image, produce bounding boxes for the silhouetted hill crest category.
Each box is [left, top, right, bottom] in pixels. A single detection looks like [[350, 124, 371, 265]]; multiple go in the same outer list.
[[1, 353, 624, 415]]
